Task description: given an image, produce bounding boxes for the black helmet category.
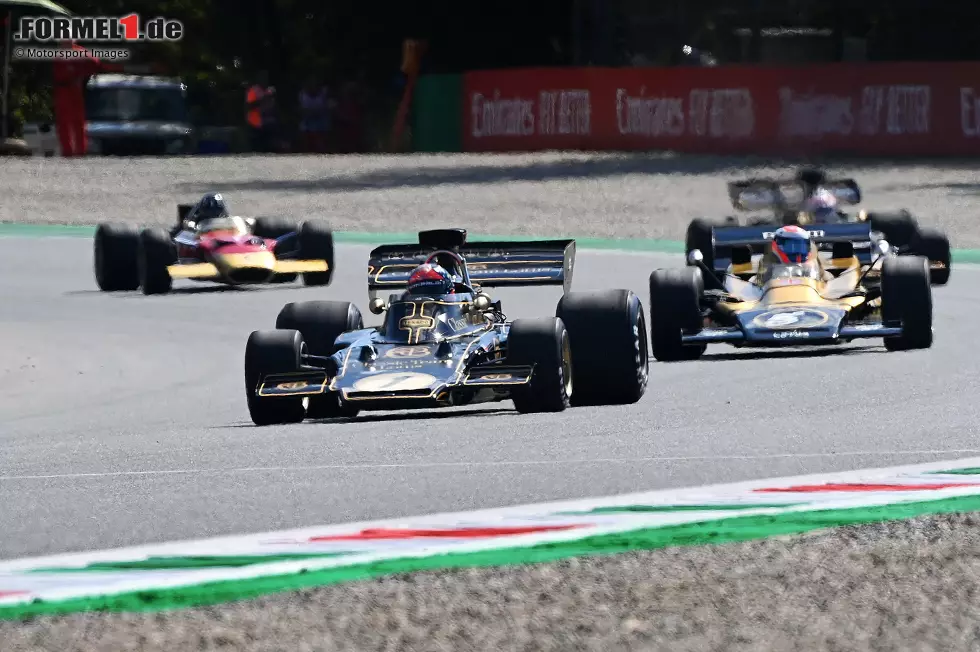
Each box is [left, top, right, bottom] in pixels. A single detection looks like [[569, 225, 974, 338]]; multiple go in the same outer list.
[[195, 193, 229, 220]]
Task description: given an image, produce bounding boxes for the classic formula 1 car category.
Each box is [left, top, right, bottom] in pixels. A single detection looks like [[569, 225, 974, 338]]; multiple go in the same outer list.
[[685, 168, 951, 285], [649, 222, 934, 361], [244, 229, 649, 425], [93, 193, 334, 295]]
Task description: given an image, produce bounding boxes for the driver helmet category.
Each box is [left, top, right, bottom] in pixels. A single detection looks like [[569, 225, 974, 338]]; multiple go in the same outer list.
[[804, 188, 837, 223], [195, 193, 229, 221], [425, 250, 466, 284], [771, 225, 814, 264], [407, 263, 454, 296]]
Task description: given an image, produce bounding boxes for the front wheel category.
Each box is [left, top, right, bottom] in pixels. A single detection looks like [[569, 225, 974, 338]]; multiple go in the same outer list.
[[244, 329, 308, 425], [506, 317, 572, 413], [556, 289, 648, 406], [94, 222, 140, 291], [137, 227, 176, 295], [648, 267, 705, 361], [881, 255, 933, 351]]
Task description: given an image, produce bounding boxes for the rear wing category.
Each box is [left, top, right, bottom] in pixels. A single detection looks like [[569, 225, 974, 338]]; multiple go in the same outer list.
[[368, 239, 576, 297], [727, 178, 862, 212], [708, 222, 875, 273], [712, 222, 873, 250]]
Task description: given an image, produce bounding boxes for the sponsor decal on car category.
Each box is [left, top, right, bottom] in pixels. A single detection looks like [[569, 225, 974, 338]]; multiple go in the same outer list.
[[351, 372, 437, 392], [752, 308, 829, 330], [399, 316, 435, 330], [772, 330, 811, 339], [385, 346, 432, 359]]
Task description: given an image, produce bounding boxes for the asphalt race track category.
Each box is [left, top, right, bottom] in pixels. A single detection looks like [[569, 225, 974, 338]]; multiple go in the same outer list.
[[2, 236, 980, 560]]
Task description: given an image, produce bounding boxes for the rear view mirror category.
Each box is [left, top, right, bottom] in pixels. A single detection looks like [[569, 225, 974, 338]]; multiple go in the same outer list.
[[687, 249, 704, 265], [472, 293, 491, 311], [368, 298, 386, 314], [876, 239, 891, 256]]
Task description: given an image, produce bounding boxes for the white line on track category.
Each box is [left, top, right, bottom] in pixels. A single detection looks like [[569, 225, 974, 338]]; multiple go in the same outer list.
[[3, 449, 980, 481]]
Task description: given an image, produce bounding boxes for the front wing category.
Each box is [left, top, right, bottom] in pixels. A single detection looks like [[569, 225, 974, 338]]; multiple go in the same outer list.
[[167, 259, 329, 280], [254, 364, 535, 400], [681, 323, 902, 347], [682, 304, 902, 347]]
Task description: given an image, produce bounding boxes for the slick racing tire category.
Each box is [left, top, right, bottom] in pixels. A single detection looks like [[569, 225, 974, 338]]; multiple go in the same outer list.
[[881, 255, 933, 351], [556, 289, 648, 406], [685, 217, 723, 272], [867, 210, 918, 249], [276, 300, 363, 356], [93, 222, 140, 291], [648, 267, 705, 362], [137, 227, 177, 295], [253, 216, 300, 240], [244, 329, 308, 426], [276, 300, 362, 418], [507, 317, 572, 414], [910, 227, 951, 286], [298, 220, 335, 286]]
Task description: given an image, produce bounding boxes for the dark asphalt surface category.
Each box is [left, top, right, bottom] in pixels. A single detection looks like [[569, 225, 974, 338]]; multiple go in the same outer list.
[[2, 237, 979, 560]]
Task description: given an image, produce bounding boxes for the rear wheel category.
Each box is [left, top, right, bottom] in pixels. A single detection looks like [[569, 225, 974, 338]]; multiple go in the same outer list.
[[276, 300, 363, 355], [868, 210, 918, 248], [276, 300, 362, 418], [137, 227, 176, 295], [507, 317, 572, 413], [253, 217, 300, 239], [245, 329, 308, 425], [685, 218, 720, 271], [556, 289, 648, 406], [93, 223, 140, 291], [881, 255, 933, 351], [649, 267, 705, 361], [254, 217, 301, 273], [910, 228, 951, 285], [298, 220, 335, 286]]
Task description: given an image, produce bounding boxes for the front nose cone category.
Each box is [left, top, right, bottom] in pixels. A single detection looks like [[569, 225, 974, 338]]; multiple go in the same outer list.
[[216, 252, 276, 284]]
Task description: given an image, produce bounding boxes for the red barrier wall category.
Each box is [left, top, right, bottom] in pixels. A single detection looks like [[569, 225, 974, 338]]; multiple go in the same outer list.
[[463, 64, 980, 156]]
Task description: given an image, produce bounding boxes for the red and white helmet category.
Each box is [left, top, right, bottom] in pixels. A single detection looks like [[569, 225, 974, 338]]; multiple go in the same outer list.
[[771, 225, 814, 264], [407, 263, 454, 296]]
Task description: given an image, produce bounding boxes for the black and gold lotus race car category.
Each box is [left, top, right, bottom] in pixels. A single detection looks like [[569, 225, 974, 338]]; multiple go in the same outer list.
[[684, 168, 951, 285], [648, 221, 935, 361], [243, 229, 650, 425]]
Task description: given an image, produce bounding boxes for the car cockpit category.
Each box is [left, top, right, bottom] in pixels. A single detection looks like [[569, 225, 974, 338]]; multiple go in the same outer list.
[[420, 249, 477, 295]]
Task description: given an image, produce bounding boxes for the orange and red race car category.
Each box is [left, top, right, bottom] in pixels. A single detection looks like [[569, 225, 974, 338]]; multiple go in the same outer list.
[[93, 192, 334, 295]]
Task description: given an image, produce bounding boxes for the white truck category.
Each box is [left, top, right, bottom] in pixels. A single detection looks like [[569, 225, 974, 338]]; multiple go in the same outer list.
[[23, 73, 194, 156]]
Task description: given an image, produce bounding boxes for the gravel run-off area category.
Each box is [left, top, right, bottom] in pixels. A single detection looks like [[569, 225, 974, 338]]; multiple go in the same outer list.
[[5, 514, 980, 652], [3, 152, 980, 246], [3, 151, 980, 650]]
